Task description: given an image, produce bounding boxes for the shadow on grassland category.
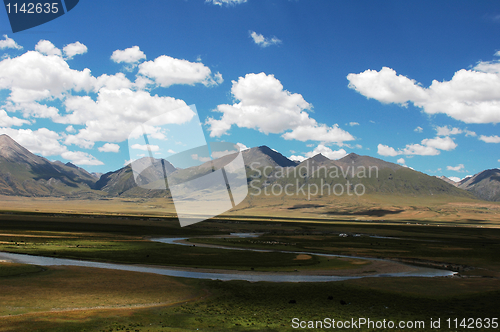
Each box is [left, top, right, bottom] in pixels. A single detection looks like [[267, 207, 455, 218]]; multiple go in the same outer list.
[[327, 209, 404, 217]]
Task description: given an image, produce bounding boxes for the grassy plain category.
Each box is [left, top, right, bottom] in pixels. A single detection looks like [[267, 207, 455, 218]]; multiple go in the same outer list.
[[1, 193, 499, 225], [0, 194, 499, 331], [0, 266, 499, 332], [0, 215, 368, 271], [190, 223, 500, 276], [0, 265, 202, 317]]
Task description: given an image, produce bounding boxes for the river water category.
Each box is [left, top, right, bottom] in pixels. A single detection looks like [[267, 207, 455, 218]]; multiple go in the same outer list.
[[0, 233, 456, 283]]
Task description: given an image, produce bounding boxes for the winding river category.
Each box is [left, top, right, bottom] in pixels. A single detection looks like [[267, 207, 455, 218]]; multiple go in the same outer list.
[[0, 233, 456, 282]]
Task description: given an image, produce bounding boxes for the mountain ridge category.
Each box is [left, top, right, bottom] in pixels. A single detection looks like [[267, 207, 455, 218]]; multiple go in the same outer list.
[[0, 134, 493, 201], [457, 169, 500, 201], [242, 145, 298, 168], [0, 134, 98, 197]]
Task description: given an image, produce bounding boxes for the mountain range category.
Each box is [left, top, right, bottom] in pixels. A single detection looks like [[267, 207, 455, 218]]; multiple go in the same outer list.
[[438, 169, 500, 202], [0, 134, 498, 201]]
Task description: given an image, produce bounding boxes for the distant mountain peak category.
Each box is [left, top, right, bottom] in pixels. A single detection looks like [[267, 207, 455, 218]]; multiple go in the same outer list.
[[130, 157, 176, 173], [341, 152, 360, 161], [0, 135, 98, 196], [242, 145, 297, 168], [458, 169, 500, 201], [0, 134, 27, 152], [437, 175, 459, 187], [255, 145, 279, 155], [0, 134, 14, 142], [298, 153, 331, 166], [0, 134, 44, 164], [460, 169, 500, 187], [309, 153, 330, 162], [65, 162, 79, 169], [336, 152, 403, 171]]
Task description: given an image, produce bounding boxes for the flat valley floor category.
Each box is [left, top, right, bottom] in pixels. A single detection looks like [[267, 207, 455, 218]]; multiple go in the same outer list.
[[0, 194, 499, 331]]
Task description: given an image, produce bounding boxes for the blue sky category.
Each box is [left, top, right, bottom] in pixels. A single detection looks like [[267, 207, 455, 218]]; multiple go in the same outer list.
[[0, 0, 499, 181]]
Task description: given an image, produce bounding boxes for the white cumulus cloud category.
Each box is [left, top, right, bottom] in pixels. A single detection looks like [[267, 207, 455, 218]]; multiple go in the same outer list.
[[63, 42, 88, 59], [447, 176, 461, 182], [249, 31, 282, 48], [0, 110, 30, 127], [289, 155, 306, 162], [236, 142, 249, 151], [305, 144, 347, 160], [377, 144, 399, 157], [98, 143, 120, 153], [447, 164, 465, 172], [479, 135, 500, 143], [61, 89, 191, 143], [111, 46, 146, 64], [435, 126, 462, 136], [378, 136, 456, 157], [65, 125, 76, 133], [131, 144, 160, 152], [0, 40, 205, 152], [290, 145, 347, 162], [0, 35, 22, 50], [63, 135, 94, 149], [465, 130, 477, 137], [35, 40, 62, 57], [421, 136, 457, 151], [414, 126, 423, 133], [207, 72, 354, 144], [401, 144, 440, 156], [206, 0, 246, 6], [61, 150, 104, 165], [347, 51, 500, 124], [347, 67, 427, 106], [282, 124, 354, 143], [0, 39, 228, 166], [138, 55, 222, 87], [0, 50, 94, 106]]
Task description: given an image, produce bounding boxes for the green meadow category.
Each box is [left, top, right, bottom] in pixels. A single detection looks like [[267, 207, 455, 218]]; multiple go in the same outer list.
[[0, 207, 499, 331], [0, 265, 499, 332]]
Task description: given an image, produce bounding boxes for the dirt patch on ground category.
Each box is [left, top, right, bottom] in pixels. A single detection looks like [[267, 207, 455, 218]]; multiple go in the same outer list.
[[350, 260, 370, 265], [294, 254, 312, 260]]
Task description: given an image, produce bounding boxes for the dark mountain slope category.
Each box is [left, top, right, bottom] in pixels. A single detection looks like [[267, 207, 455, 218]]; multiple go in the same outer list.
[[458, 169, 500, 201], [0, 134, 97, 196]]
